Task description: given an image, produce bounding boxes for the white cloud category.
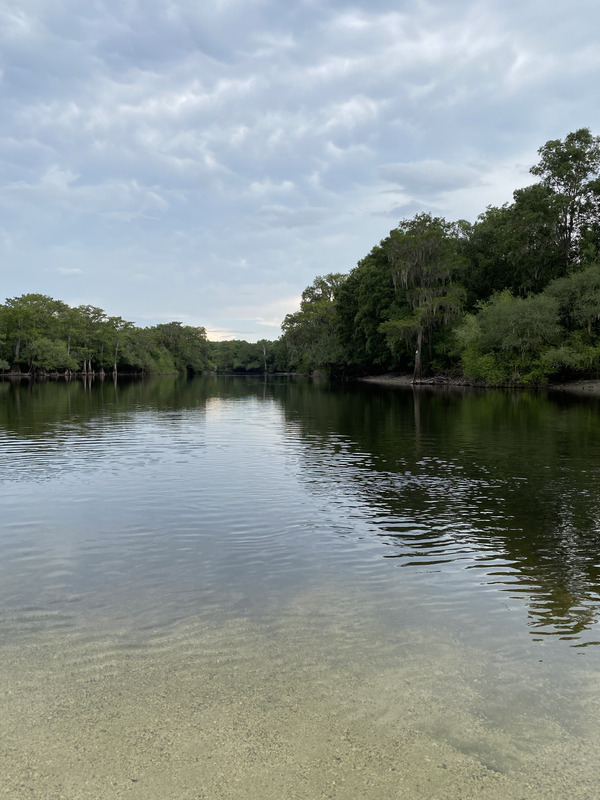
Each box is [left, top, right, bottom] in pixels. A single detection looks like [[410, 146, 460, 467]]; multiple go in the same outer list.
[[256, 204, 328, 229], [249, 179, 295, 196], [380, 161, 483, 194], [220, 293, 302, 330], [321, 96, 384, 132]]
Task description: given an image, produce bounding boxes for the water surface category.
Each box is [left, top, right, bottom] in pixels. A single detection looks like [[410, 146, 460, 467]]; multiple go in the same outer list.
[[1, 376, 600, 798]]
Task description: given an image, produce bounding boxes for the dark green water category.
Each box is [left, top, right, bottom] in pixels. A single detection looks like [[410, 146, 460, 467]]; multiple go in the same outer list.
[[1, 375, 600, 799]]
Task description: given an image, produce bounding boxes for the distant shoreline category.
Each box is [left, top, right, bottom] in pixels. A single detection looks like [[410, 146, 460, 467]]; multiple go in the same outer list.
[[3, 370, 600, 396]]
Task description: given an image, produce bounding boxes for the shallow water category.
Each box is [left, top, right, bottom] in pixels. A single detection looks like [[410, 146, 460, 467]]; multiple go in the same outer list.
[[1, 375, 600, 798]]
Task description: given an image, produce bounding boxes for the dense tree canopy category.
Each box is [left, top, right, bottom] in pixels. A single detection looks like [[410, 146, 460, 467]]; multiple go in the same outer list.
[[0, 296, 212, 376], [379, 214, 468, 380], [530, 128, 600, 265], [281, 273, 347, 375], [278, 128, 600, 385]]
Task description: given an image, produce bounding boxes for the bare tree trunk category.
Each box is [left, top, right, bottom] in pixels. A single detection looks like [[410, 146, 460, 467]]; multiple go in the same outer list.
[[412, 328, 423, 383]]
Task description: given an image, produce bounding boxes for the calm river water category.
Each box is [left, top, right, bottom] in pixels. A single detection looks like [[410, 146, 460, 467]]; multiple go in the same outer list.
[[1, 375, 600, 799]]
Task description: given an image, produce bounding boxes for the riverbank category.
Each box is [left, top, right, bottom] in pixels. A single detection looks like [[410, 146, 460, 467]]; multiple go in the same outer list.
[[358, 374, 472, 388], [548, 379, 600, 396], [358, 374, 600, 395]]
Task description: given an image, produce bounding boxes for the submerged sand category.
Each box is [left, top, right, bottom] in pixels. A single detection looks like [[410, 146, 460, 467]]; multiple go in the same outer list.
[[2, 593, 599, 800]]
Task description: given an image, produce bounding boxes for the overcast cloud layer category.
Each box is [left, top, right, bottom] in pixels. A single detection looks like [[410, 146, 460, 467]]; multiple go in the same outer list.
[[1, 0, 599, 339]]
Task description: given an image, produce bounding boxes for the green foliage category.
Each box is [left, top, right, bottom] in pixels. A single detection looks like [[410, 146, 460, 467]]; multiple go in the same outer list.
[[539, 336, 600, 374], [0, 294, 72, 368], [481, 292, 560, 354], [207, 339, 288, 374], [0, 294, 215, 375], [530, 128, 600, 264], [385, 214, 467, 294], [211, 340, 263, 372], [281, 129, 600, 385], [30, 337, 79, 371], [120, 327, 177, 374], [335, 246, 399, 372], [381, 214, 467, 377], [281, 274, 347, 375], [455, 291, 562, 385], [544, 263, 600, 333], [153, 322, 212, 373], [466, 185, 566, 301]]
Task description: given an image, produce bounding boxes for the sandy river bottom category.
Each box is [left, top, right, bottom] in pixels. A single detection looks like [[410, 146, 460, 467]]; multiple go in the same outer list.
[[2, 590, 599, 800]]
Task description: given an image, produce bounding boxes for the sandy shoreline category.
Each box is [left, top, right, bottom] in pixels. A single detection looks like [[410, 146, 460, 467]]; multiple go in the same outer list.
[[358, 374, 600, 395], [547, 379, 600, 395]]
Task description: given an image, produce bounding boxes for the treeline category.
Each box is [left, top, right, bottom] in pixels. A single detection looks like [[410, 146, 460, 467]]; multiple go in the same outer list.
[[209, 337, 288, 374], [0, 297, 213, 375], [280, 128, 600, 385], [0, 294, 287, 376]]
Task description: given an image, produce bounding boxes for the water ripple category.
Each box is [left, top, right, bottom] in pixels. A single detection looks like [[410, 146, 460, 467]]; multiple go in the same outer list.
[[2, 380, 600, 649]]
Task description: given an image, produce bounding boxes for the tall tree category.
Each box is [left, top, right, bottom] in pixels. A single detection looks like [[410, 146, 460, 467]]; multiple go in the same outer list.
[[281, 273, 346, 375], [530, 128, 600, 265], [336, 245, 398, 373], [154, 322, 211, 374], [76, 305, 108, 373], [0, 294, 71, 370], [466, 185, 565, 300], [380, 214, 467, 380]]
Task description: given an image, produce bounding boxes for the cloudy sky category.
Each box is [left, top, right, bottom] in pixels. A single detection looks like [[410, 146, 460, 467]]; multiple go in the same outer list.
[[1, 0, 599, 340]]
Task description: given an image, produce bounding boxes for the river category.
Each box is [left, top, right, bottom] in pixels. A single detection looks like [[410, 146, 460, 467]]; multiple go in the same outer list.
[[1, 375, 599, 798]]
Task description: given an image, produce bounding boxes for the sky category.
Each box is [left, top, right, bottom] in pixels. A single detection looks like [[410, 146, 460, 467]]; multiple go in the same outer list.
[[1, 0, 599, 341]]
